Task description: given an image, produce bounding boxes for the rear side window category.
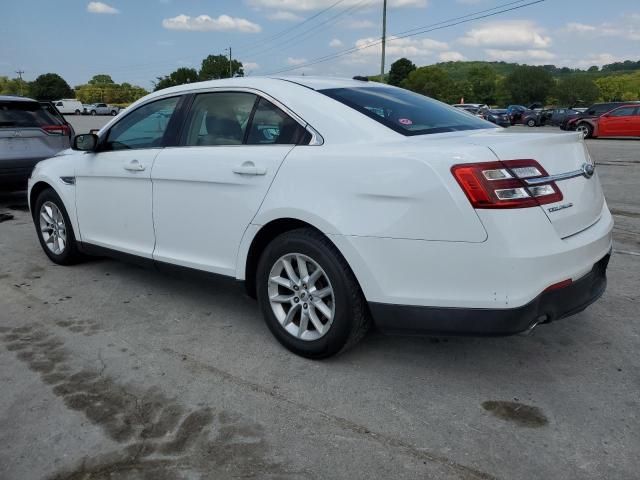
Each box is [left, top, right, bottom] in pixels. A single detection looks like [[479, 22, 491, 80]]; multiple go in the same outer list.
[[246, 98, 309, 145], [320, 87, 491, 136], [183, 92, 256, 146], [0, 101, 63, 128]]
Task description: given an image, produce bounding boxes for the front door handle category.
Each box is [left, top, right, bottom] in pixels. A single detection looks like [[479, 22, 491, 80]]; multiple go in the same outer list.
[[124, 159, 145, 172], [232, 161, 266, 176]]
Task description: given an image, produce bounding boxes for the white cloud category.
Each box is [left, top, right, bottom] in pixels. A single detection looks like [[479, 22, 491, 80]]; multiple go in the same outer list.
[[87, 2, 119, 14], [344, 19, 376, 29], [459, 20, 551, 48], [564, 22, 596, 33], [572, 53, 624, 68], [267, 11, 303, 21], [248, 0, 427, 11], [439, 51, 466, 62], [485, 48, 556, 62], [162, 14, 261, 33], [353, 36, 448, 57], [329, 38, 343, 47], [243, 62, 260, 71], [287, 57, 307, 65]]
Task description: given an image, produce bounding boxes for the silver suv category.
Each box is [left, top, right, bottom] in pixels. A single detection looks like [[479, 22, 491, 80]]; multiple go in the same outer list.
[[0, 96, 73, 190]]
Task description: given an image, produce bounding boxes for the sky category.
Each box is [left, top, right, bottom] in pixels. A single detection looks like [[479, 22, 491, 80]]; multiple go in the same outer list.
[[1, 0, 639, 89]]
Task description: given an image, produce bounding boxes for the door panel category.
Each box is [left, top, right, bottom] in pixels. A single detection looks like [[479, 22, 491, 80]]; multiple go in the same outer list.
[[151, 145, 293, 275], [75, 150, 159, 256], [75, 96, 180, 257]]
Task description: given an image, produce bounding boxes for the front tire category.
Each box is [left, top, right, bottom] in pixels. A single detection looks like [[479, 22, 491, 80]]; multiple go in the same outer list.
[[34, 189, 83, 265], [75, 109, 81, 115], [527, 118, 536, 127], [111, 110, 117, 116], [256, 228, 369, 358], [576, 122, 593, 139], [91, 110, 97, 116]]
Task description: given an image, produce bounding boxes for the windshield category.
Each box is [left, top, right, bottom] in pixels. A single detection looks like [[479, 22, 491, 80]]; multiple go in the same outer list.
[[319, 87, 492, 136]]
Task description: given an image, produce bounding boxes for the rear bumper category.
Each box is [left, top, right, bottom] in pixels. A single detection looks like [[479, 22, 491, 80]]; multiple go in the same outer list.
[[371, 253, 609, 335]]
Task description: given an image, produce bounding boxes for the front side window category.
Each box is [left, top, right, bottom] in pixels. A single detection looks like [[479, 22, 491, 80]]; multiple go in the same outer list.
[[609, 106, 636, 117], [105, 96, 178, 151], [320, 87, 492, 136]]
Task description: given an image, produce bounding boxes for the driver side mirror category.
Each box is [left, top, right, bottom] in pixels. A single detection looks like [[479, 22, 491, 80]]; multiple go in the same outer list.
[[73, 133, 99, 151]]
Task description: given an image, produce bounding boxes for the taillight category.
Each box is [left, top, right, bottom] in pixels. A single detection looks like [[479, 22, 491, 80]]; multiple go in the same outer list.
[[451, 160, 563, 209], [41, 124, 70, 136]]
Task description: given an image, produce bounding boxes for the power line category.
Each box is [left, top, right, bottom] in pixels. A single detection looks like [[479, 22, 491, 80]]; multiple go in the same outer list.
[[235, 0, 348, 56], [265, 0, 544, 75], [241, 0, 373, 63]]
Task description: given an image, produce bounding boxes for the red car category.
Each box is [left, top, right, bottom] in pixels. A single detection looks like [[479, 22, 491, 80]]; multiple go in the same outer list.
[[575, 104, 640, 139]]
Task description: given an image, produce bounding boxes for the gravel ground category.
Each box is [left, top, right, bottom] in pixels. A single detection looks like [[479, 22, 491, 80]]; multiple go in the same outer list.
[[1, 127, 638, 480]]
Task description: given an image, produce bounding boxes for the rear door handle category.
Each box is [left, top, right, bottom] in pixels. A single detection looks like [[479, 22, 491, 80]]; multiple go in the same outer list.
[[232, 161, 266, 176], [124, 159, 145, 172]]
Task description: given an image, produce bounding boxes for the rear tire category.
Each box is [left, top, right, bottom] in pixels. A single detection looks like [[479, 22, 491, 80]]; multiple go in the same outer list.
[[91, 110, 97, 116], [576, 122, 593, 139], [256, 228, 369, 359], [34, 189, 83, 265], [527, 118, 536, 127], [111, 110, 117, 116], [75, 109, 81, 115]]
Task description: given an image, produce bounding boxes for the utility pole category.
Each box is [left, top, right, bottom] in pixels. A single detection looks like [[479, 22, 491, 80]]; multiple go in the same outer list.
[[227, 47, 233, 78], [380, 0, 387, 83], [15, 70, 25, 96]]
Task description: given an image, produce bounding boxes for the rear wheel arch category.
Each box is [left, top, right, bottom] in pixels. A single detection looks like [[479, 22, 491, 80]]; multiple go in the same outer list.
[[243, 218, 360, 300]]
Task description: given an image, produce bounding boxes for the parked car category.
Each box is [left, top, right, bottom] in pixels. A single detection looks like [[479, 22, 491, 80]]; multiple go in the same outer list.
[[561, 101, 640, 130], [456, 105, 486, 118], [52, 99, 83, 115], [522, 109, 553, 127], [506, 105, 528, 124], [452, 103, 488, 111], [548, 108, 580, 126], [0, 96, 72, 190], [483, 109, 511, 127], [574, 104, 640, 139], [83, 103, 120, 116], [27, 77, 612, 358]]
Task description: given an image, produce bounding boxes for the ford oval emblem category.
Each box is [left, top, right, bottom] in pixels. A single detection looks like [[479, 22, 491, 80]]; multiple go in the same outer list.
[[582, 163, 595, 179]]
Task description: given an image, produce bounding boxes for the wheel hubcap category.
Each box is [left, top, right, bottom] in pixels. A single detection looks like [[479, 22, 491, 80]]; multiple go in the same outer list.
[[268, 253, 335, 341], [39, 201, 67, 255]]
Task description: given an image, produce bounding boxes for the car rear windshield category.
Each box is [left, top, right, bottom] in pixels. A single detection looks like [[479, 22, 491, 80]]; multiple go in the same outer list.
[[319, 87, 492, 136], [0, 101, 63, 128]]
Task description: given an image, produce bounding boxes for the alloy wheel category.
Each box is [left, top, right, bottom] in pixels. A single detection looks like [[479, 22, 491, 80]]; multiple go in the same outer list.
[[267, 253, 335, 341], [576, 124, 590, 138], [39, 201, 67, 255]]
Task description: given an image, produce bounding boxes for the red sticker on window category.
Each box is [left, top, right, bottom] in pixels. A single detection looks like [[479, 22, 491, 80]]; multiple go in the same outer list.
[[398, 118, 413, 125]]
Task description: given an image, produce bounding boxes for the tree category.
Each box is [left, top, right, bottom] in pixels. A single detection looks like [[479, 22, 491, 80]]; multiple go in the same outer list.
[[467, 65, 497, 104], [0, 76, 29, 96], [388, 58, 416, 86], [503, 66, 554, 105], [88, 74, 115, 85], [403, 66, 452, 102], [587, 65, 599, 73], [29, 73, 73, 100], [154, 67, 200, 91], [595, 76, 626, 101], [554, 76, 600, 105], [199, 54, 244, 80]]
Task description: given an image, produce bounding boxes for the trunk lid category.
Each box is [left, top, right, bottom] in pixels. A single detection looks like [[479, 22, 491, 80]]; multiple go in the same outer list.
[[463, 130, 603, 238]]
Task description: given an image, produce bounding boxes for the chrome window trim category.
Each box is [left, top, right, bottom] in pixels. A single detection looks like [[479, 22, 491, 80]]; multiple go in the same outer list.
[[112, 86, 324, 147]]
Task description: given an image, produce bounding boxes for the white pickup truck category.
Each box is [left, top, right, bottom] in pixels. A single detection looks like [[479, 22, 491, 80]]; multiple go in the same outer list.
[[83, 103, 120, 116]]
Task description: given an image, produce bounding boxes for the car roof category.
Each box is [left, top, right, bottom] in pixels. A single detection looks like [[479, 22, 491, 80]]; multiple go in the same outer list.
[[0, 95, 38, 102]]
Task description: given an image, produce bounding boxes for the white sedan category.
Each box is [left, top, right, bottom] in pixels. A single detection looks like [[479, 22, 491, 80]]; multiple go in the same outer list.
[[28, 77, 613, 358]]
